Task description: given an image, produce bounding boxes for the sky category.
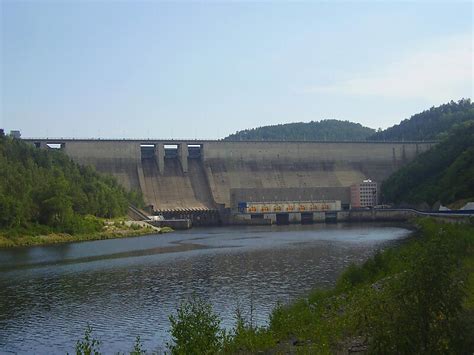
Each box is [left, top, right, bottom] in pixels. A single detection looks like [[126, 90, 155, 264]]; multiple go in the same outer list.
[[1, 0, 473, 139]]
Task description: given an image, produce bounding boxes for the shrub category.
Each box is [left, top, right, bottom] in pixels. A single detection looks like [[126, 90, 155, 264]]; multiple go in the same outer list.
[[130, 336, 146, 355], [75, 325, 101, 355], [354, 221, 468, 353], [167, 296, 225, 354]]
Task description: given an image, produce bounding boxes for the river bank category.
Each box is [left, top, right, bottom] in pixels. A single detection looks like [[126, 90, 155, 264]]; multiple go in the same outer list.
[[217, 218, 474, 353], [0, 219, 173, 248]]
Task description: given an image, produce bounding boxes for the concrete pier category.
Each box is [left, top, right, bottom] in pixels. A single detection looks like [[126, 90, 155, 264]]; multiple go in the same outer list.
[[179, 143, 188, 173]]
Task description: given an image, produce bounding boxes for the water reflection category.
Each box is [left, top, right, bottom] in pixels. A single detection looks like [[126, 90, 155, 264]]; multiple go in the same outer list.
[[0, 223, 410, 354]]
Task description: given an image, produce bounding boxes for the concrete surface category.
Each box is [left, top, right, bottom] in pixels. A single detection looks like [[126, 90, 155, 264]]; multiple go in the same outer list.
[[25, 139, 435, 211]]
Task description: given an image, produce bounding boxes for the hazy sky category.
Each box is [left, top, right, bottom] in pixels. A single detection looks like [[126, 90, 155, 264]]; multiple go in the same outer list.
[[1, 1, 472, 139]]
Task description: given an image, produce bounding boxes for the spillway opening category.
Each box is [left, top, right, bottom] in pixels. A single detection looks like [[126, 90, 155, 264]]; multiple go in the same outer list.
[[301, 212, 313, 224], [164, 144, 178, 158], [140, 144, 156, 159], [276, 213, 289, 225], [188, 144, 202, 159]]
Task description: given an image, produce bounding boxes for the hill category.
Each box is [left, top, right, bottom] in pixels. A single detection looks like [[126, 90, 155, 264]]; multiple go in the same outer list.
[[224, 119, 375, 141], [381, 120, 474, 206], [0, 134, 143, 237], [369, 99, 473, 141]]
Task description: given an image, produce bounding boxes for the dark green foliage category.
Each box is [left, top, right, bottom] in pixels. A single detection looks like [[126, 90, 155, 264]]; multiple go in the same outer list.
[[381, 121, 474, 205], [354, 221, 468, 354], [224, 119, 375, 141], [222, 308, 275, 353], [369, 98, 473, 141], [167, 296, 225, 354], [0, 136, 142, 236], [75, 325, 101, 355], [127, 189, 145, 209]]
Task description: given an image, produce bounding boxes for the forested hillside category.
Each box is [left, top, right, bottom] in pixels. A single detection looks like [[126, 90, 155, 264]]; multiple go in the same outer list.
[[369, 99, 473, 141], [224, 119, 375, 141], [381, 121, 474, 206], [0, 135, 143, 236]]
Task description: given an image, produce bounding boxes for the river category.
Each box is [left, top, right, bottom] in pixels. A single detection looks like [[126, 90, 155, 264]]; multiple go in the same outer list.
[[0, 223, 411, 354]]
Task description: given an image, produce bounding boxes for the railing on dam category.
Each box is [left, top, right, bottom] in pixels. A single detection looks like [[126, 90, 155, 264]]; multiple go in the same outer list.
[[23, 137, 440, 144]]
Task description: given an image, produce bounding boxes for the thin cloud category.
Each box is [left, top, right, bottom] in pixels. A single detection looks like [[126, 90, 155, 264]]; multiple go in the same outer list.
[[305, 34, 473, 101]]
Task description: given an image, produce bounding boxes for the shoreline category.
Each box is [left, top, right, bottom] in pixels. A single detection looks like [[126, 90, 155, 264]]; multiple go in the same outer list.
[[0, 222, 173, 249], [0, 220, 412, 249], [2, 212, 467, 249]]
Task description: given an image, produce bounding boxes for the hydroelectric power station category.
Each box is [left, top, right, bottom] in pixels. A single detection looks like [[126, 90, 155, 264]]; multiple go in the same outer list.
[[25, 139, 435, 225]]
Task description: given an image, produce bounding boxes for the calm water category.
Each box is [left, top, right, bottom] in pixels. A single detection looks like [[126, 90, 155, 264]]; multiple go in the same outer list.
[[0, 223, 411, 354]]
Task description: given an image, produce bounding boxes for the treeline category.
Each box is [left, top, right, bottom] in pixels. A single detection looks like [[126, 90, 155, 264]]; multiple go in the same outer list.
[[381, 121, 474, 206], [224, 119, 375, 141], [369, 98, 473, 141], [0, 135, 143, 236], [223, 99, 473, 143]]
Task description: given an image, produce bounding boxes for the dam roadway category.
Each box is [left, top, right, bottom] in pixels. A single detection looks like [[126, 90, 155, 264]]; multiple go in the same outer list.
[[25, 139, 436, 222]]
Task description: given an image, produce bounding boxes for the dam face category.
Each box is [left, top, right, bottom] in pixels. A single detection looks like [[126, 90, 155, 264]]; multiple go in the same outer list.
[[26, 139, 435, 221]]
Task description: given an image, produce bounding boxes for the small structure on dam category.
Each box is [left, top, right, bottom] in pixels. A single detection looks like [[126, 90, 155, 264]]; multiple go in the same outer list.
[[25, 138, 436, 225], [350, 179, 378, 208]]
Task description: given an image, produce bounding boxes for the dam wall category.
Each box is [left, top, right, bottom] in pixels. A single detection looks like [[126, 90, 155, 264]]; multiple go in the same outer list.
[[202, 141, 433, 207], [63, 140, 141, 192], [25, 139, 435, 213]]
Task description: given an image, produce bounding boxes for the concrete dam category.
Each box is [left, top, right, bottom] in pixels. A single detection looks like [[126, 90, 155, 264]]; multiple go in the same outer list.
[[26, 139, 435, 223]]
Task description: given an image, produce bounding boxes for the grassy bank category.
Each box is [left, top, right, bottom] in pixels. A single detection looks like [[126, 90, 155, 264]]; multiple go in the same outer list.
[[219, 218, 474, 354], [0, 217, 173, 248]]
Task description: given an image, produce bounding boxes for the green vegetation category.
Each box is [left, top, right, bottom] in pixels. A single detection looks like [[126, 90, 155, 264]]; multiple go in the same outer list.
[[75, 325, 101, 355], [130, 336, 146, 355], [0, 219, 159, 248], [224, 119, 375, 141], [74, 219, 474, 354], [369, 98, 473, 141], [224, 99, 473, 143], [381, 121, 474, 205], [167, 296, 226, 354], [0, 135, 146, 245], [74, 326, 146, 355], [160, 226, 175, 234]]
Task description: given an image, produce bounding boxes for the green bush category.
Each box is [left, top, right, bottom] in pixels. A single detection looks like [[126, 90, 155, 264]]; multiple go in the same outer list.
[[130, 336, 146, 355], [222, 308, 275, 353], [167, 296, 225, 354], [75, 325, 101, 355]]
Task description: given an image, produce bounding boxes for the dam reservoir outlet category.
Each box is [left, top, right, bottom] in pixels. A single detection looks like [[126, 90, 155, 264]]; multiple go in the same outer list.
[[0, 223, 411, 354]]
